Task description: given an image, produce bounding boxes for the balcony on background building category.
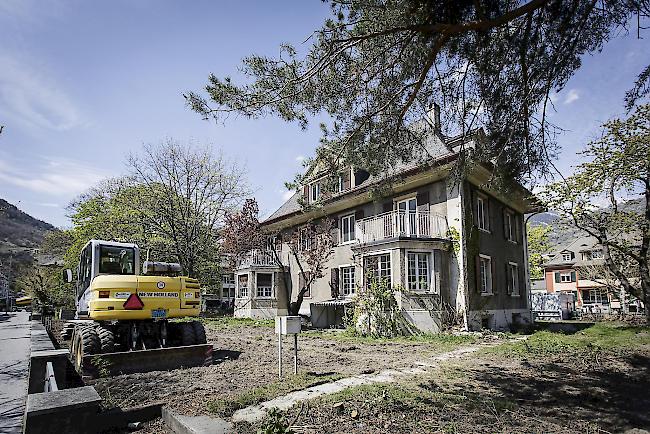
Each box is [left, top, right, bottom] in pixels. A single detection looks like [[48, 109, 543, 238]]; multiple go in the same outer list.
[[356, 210, 448, 244], [239, 249, 281, 268]]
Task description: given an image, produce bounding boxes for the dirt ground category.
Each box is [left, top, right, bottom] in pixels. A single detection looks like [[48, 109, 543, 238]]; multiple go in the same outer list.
[[240, 346, 650, 434], [88, 320, 472, 416], [53, 320, 650, 433]]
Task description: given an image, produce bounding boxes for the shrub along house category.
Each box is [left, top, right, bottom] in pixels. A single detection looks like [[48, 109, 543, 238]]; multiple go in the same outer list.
[[234, 122, 540, 331]]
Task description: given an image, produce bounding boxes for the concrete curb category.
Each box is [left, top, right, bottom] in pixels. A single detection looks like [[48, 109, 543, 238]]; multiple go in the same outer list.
[[162, 407, 233, 434]]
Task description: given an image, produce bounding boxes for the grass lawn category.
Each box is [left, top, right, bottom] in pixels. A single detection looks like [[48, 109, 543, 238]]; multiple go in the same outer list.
[[485, 322, 650, 358], [201, 316, 275, 329]]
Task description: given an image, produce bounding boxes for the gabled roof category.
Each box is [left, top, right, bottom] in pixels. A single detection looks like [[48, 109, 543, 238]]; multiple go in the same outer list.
[[544, 235, 600, 267], [263, 127, 463, 224]]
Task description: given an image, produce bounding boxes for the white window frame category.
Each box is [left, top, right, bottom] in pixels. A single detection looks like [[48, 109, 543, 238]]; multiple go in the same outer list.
[[479, 254, 492, 295], [340, 214, 356, 244], [310, 183, 320, 203], [477, 195, 489, 232], [364, 252, 392, 288], [255, 272, 274, 298], [560, 272, 572, 283], [505, 211, 516, 242], [407, 251, 431, 292], [340, 265, 356, 296], [507, 262, 520, 296], [237, 274, 249, 298], [591, 249, 603, 259], [562, 253, 572, 262]]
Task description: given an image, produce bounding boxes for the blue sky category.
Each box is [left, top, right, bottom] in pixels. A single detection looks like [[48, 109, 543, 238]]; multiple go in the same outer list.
[[0, 1, 648, 228]]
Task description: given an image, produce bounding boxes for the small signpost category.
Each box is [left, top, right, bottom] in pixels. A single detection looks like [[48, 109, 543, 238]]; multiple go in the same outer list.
[[275, 315, 301, 377]]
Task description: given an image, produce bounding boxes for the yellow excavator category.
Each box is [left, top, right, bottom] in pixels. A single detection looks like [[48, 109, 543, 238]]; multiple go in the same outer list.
[[61, 239, 207, 371]]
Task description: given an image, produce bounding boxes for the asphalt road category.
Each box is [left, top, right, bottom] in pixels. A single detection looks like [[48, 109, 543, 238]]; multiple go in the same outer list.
[[0, 312, 30, 434]]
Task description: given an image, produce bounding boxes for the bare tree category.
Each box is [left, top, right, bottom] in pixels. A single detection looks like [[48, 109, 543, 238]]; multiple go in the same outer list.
[[120, 139, 249, 278]]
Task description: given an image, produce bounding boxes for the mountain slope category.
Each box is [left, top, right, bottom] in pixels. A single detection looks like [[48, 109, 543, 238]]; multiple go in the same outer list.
[[0, 198, 55, 248]]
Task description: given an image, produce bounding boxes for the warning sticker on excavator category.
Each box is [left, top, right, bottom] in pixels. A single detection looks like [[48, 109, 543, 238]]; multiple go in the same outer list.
[[139, 292, 179, 298]]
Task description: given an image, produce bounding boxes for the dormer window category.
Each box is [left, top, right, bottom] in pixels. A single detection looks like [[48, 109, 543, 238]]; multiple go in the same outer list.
[[310, 183, 321, 203], [591, 249, 603, 259], [562, 252, 572, 262]]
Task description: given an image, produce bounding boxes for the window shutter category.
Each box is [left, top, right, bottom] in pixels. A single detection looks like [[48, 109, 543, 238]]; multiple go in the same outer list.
[[491, 258, 497, 294], [570, 270, 576, 282], [303, 185, 309, 202], [475, 255, 481, 293], [570, 252, 576, 260], [554, 272, 560, 283], [433, 250, 442, 294], [331, 223, 339, 246], [355, 209, 365, 220], [330, 268, 340, 298], [382, 201, 393, 213], [416, 190, 430, 213]]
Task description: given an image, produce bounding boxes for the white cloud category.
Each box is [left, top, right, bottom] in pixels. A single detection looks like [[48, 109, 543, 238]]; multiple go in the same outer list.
[[563, 89, 580, 105], [0, 55, 84, 132], [0, 156, 109, 196], [295, 155, 305, 163]]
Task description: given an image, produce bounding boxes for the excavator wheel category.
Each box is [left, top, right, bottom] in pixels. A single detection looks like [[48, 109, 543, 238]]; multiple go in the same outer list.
[[192, 321, 207, 345], [180, 322, 196, 346], [60, 322, 75, 341], [73, 325, 100, 372], [96, 324, 115, 353]]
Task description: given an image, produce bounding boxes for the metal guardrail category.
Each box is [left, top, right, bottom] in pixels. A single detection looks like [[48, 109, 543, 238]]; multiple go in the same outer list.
[[44, 361, 59, 392]]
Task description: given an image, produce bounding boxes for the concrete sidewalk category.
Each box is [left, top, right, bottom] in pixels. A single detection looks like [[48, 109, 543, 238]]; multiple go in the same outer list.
[[0, 312, 32, 434]]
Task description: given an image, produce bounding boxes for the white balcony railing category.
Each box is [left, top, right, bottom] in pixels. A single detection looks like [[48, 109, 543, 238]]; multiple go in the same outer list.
[[239, 249, 278, 268], [355, 210, 448, 244]]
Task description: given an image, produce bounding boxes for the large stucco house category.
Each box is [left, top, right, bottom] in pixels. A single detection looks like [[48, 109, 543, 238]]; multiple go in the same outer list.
[[234, 124, 540, 332]]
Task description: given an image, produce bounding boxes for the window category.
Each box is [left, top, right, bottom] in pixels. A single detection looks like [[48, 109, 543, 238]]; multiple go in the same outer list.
[[479, 255, 492, 294], [222, 273, 235, 285], [583, 289, 608, 304], [299, 228, 313, 251], [256, 273, 273, 298], [477, 195, 488, 231], [340, 214, 356, 243], [504, 211, 516, 242], [407, 252, 430, 291], [310, 183, 320, 203], [341, 266, 355, 296], [591, 249, 603, 259], [562, 252, 573, 262], [238, 274, 249, 298], [99, 245, 135, 275], [560, 272, 572, 283], [364, 253, 391, 287], [507, 262, 519, 296]]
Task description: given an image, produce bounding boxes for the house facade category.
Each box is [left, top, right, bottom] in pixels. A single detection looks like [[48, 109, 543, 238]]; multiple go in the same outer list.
[[234, 132, 538, 331], [542, 236, 644, 315]]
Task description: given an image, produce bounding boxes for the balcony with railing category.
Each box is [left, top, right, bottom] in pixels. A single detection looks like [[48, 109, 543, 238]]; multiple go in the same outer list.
[[239, 249, 280, 268], [355, 210, 448, 244]]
